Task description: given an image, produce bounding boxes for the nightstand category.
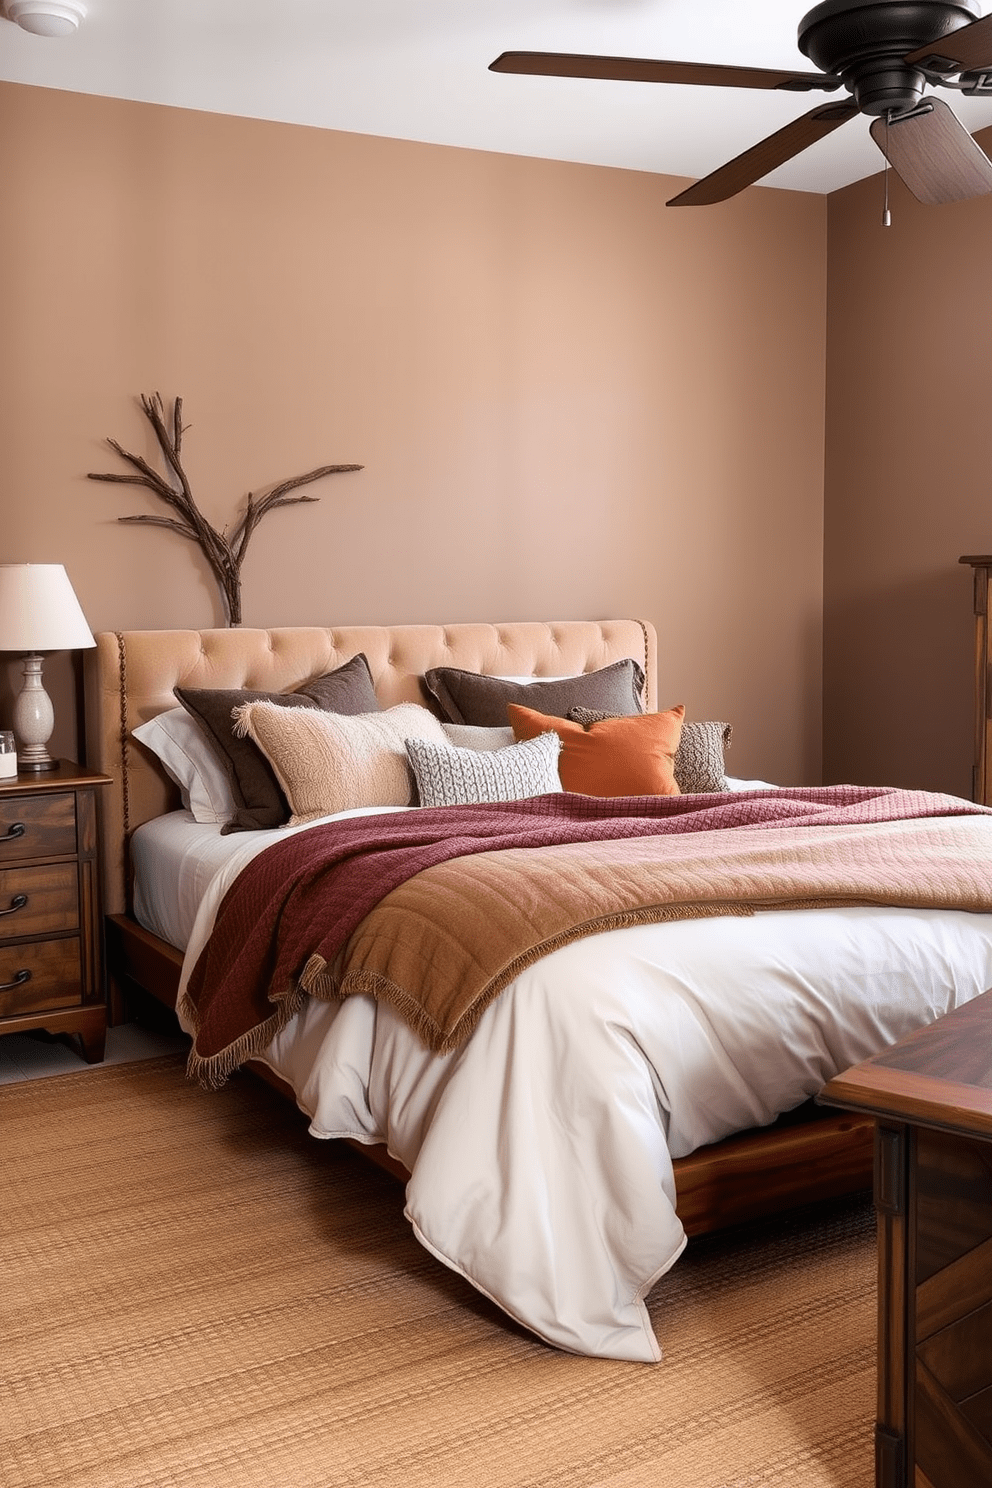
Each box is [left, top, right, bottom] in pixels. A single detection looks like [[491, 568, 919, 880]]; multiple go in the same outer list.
[[0, 761, 112, 1063], [820, 992, 992, 1488]]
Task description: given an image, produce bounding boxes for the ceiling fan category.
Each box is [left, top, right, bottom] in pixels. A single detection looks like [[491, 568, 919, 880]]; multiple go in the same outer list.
[[490, 0, 992, 206]]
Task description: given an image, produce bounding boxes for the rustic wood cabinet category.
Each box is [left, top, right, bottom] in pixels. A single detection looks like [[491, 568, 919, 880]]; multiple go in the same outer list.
[[821, 992, 992, 1488], [0, 761, 112, 1062], [959, 555, 992, 805]]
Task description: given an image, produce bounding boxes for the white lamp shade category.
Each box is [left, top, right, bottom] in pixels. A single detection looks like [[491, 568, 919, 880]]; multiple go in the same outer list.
[[0, 564, 95, 652]]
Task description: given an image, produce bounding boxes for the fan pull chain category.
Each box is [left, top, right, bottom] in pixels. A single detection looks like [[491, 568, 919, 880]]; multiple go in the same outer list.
[[882, 114, 892, 227]]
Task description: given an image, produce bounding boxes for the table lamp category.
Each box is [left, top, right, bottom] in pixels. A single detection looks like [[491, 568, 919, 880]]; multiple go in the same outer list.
[[0, 563, 95, 771]]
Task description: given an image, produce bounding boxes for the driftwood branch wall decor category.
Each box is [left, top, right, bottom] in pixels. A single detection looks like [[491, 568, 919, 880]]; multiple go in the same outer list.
[[87, 392, 363, 625]]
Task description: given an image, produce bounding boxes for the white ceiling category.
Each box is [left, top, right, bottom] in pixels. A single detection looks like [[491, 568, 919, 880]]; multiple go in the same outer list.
[[3, 0, 992, 196]]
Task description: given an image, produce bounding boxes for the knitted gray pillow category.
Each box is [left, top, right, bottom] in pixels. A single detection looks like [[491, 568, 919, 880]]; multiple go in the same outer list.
[[568, 708, 732, 793], [405, 731, 562, 808], [673, 720, 733, 792]]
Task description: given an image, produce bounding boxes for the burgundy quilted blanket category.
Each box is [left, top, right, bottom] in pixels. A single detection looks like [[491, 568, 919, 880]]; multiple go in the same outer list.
[[180, 785, 992, 1086]]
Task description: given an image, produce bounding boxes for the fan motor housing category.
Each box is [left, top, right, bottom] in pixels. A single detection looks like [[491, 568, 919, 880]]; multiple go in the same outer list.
[[798, 0, 981, 113]]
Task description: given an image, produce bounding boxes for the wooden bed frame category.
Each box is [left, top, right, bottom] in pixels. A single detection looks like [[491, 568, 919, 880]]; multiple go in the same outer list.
[[85, 619, 873, 1238]]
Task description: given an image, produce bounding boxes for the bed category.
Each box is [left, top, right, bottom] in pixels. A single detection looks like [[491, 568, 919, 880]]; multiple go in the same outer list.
[[85, 619, 992, 1363]]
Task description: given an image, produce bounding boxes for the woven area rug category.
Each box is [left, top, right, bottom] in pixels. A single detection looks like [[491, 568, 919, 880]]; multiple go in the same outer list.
[[2, 1054, 875, 1488]]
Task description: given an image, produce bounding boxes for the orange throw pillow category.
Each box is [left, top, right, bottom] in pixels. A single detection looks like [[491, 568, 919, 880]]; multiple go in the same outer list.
[[508, 704, 685, 798]]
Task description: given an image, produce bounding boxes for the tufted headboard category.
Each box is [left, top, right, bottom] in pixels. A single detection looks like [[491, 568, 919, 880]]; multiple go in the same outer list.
[[85, 619, 657, 915]]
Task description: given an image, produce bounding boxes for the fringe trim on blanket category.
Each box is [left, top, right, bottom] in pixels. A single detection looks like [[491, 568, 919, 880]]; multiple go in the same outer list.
[[180, 983, 310, 1090], [190, 892, 888, 1082], [298, 896, 868, 1054]]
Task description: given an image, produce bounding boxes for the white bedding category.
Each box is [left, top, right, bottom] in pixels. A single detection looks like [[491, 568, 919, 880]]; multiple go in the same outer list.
[[134, 802, 992, 1362]]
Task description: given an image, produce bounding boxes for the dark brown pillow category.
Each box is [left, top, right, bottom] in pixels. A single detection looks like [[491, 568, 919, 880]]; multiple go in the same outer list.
[[175, 652, 380, 832], [421, 658, 645, 728]]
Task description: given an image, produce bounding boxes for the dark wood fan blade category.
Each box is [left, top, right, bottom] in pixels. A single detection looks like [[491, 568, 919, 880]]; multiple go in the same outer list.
[[904, 13, 992, 73], [489, 52, 840, 93], [869, 96, 992, 203], [666, 100, 859, 207]]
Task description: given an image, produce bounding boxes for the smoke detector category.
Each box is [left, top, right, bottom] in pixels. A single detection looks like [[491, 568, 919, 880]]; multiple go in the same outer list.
[[8, 1, 86, 37]]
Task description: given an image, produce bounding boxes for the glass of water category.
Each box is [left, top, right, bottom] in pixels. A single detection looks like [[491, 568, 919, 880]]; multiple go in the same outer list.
[[0, 731, 17, 779]]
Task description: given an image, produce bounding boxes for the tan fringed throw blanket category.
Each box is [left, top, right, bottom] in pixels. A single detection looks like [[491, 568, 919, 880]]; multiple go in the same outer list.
[[181, 786, 992, 1086]]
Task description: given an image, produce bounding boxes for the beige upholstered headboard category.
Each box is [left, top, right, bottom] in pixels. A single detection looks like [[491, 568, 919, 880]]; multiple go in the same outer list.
[[85, 619, 657, 916]]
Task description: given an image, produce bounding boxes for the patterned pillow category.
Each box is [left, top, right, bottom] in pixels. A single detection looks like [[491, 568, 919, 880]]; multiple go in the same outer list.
[[568, 708, 732, 793], [405, 732, 562, 808]]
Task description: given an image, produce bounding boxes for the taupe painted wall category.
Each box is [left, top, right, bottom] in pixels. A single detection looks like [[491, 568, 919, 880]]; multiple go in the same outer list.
[[823, 146, 992, 797], [0, 81, 827, 783]]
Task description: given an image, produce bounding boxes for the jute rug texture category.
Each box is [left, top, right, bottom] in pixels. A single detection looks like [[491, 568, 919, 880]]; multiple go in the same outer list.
[[2, 1054, 875, 1487]]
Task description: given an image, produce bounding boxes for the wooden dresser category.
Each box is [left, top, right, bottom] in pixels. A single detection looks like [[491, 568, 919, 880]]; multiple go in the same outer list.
[[959, 555, 992, 805], [820, 992, 992, 1488], [0, 761, 112, 1063]]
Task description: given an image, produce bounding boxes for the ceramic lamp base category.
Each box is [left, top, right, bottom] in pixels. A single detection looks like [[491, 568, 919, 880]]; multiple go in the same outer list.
[[12, 653, 58, 771]]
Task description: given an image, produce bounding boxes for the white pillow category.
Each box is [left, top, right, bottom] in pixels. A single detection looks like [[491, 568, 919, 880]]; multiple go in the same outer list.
[[133, 708, 235, 824], [441, 723, 516, 751], [233, 700, 449, 824], [406, 731, 562, 808]]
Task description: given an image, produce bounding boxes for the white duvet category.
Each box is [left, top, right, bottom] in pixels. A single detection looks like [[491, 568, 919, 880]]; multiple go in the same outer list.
[[151, 800, 992, 1363]]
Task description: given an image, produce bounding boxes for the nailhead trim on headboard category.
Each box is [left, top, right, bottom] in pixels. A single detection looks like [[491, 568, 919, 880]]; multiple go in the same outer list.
[[635, 617, 651, 711], [115, 630, 130, 843]]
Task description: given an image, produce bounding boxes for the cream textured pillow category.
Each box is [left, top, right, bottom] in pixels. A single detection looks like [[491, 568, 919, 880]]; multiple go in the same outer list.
[[406, 731, 562, 808], [233, 701, 449, 823]]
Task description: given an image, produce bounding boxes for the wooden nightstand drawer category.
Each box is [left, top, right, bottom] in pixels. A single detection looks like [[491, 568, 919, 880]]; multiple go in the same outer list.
[[0, 763, 111, 1063], [0, 937, 82, 1016], [0, 792, 76, 863], [0, 863, 78, 941]]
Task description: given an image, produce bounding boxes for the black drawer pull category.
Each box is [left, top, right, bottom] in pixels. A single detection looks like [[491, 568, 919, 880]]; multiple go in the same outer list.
[[0, 822, 25, 844], [0, 968, 30, 991], [0, 893, 27, 918]]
